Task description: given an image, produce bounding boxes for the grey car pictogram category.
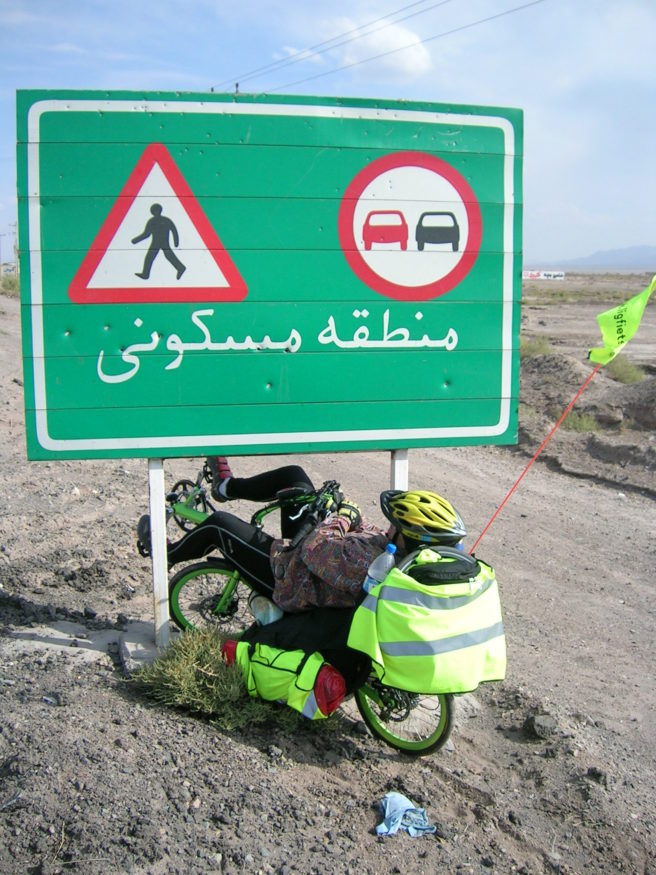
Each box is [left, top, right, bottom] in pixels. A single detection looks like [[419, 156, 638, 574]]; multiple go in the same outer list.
[[415, 211, 460, 252]]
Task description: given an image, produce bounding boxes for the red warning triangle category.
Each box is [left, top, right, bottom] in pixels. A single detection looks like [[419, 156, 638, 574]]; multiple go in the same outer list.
[[68, 143, 248, 304]]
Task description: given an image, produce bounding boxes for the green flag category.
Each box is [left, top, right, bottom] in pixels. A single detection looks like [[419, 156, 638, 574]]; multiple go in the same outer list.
[[588, 274, 656, 365]]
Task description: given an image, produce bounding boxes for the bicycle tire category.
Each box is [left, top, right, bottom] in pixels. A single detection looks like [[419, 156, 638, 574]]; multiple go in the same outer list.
[[168, 559, 251, 635], [355, 680, 454, 755]]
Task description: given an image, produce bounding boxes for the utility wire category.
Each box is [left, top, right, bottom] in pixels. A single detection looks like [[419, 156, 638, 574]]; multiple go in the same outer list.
[[264, 0, 546, 93], [215, 0, 454, 89], [216, 0, 440, 87]]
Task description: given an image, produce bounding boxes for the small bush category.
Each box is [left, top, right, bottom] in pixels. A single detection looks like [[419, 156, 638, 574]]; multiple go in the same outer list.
[[560, 410, 599, 432], [518, 402, 538, 419], [134, 628, 338, 735], [605, 354, 644, 384], [135, 628, 274, 730], [520, 335, 553, 358], [1, 275, 19, 296]]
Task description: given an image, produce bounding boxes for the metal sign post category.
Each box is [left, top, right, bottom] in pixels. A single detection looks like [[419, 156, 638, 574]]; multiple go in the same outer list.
[[147, 459, 170, 648], [391, 449, 409, 490]]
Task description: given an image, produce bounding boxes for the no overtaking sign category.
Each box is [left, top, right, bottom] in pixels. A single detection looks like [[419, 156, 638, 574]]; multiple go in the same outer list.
[[17, 91, 522, 460]]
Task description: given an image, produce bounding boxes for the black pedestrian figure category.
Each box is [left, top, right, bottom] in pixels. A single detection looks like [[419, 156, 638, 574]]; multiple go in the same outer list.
[[132, 203, 186, 280]]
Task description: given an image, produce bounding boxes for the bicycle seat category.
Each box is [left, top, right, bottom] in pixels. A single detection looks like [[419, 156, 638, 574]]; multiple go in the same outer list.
[[274, 486, 313, 500]]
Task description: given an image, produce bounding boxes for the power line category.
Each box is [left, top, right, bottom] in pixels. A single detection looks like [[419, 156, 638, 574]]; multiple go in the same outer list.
[[215, 0, 454, 89], [264, 0, 547, 93], [216, 0, 439, 88]]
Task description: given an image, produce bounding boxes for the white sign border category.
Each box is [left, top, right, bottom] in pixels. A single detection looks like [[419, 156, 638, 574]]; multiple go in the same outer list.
[[27, 97, 518, 452]]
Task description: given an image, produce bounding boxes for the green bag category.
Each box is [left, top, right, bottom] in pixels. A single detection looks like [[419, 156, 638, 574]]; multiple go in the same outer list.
[[234, 641, 344, 719], [347, 548, 506, 694]]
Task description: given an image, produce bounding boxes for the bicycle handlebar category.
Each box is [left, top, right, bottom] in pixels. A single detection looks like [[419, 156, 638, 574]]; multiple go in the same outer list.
[[285, 480, 343, 550]]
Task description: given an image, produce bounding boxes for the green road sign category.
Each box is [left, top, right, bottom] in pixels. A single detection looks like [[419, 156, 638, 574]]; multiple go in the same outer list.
[[17, 91, 522, 460]]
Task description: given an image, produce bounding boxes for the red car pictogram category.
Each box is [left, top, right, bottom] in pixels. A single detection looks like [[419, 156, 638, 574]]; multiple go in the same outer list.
[[362, 210, 408, 251]]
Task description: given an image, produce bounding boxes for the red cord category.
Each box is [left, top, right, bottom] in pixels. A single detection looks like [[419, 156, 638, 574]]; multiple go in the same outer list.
[[471, 363, 602, 553]]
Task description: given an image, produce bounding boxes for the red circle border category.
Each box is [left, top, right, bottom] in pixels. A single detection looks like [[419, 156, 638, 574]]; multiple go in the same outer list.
[[338, 151, 482, 301]]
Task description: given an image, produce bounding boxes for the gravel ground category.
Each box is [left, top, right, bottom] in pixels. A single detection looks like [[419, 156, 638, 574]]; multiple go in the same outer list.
[[1, 275, 655, 875]]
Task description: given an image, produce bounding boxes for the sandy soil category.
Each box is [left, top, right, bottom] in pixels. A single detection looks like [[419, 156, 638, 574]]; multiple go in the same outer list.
[[1, 274, 655, 875]]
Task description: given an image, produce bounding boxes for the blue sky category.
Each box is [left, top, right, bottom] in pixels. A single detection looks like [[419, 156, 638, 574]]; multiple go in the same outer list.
[[0, 0, 654, 265]]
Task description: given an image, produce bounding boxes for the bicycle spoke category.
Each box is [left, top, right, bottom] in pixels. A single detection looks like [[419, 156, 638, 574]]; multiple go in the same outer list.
[[169, 561, 252, 635], [356, 681, 453, 755]]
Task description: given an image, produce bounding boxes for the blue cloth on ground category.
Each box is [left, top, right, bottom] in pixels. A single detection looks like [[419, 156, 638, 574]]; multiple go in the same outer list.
[[375, 791, 437, 837]]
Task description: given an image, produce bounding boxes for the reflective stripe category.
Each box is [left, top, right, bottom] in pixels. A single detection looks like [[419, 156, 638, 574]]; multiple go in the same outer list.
[[378, 579, 493, 611], [380, 621, 505, 657], [302, 690, 319, 719], [359, 581, 491, 615]]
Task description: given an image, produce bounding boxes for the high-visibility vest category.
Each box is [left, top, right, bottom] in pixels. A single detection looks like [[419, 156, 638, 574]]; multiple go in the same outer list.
[[234, 642, 330, 720], [347, 549, 506, 694]]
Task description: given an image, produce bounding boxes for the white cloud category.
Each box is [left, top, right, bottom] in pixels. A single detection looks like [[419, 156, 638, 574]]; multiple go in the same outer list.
[[48, 42, 87, 55], [324, 16, 433, 79], [276, 46, 327, 68], [0, 3, 40, 27]]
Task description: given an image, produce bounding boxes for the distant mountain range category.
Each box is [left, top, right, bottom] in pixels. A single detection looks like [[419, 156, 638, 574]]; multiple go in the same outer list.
[[528, 245, 656, 271]]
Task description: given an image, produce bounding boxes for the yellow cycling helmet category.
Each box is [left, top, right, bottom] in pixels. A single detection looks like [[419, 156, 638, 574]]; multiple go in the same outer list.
[[380, 489, 466, 546]]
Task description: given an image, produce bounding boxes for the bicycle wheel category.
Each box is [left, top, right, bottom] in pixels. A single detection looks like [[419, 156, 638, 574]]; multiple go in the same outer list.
[[355, 679, 454, 755], [168, 559, 252, 635]]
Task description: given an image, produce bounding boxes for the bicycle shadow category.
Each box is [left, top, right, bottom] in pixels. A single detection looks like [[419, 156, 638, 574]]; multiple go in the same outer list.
[[109, 652, 407, 769], [1, 593, 425, 768], [117, 684, 404, 769]]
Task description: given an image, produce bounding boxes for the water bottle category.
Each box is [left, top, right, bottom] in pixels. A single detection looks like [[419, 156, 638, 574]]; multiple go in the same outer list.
[[248, 592, 284, 625], [363, 543, 397, 593]]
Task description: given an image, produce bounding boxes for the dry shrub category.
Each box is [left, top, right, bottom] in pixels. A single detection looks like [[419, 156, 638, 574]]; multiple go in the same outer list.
[[605, 354, 644, 384], [135, 628, 277, 730], [135, 628, 341, 735], [520, 335, 553, 358]]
